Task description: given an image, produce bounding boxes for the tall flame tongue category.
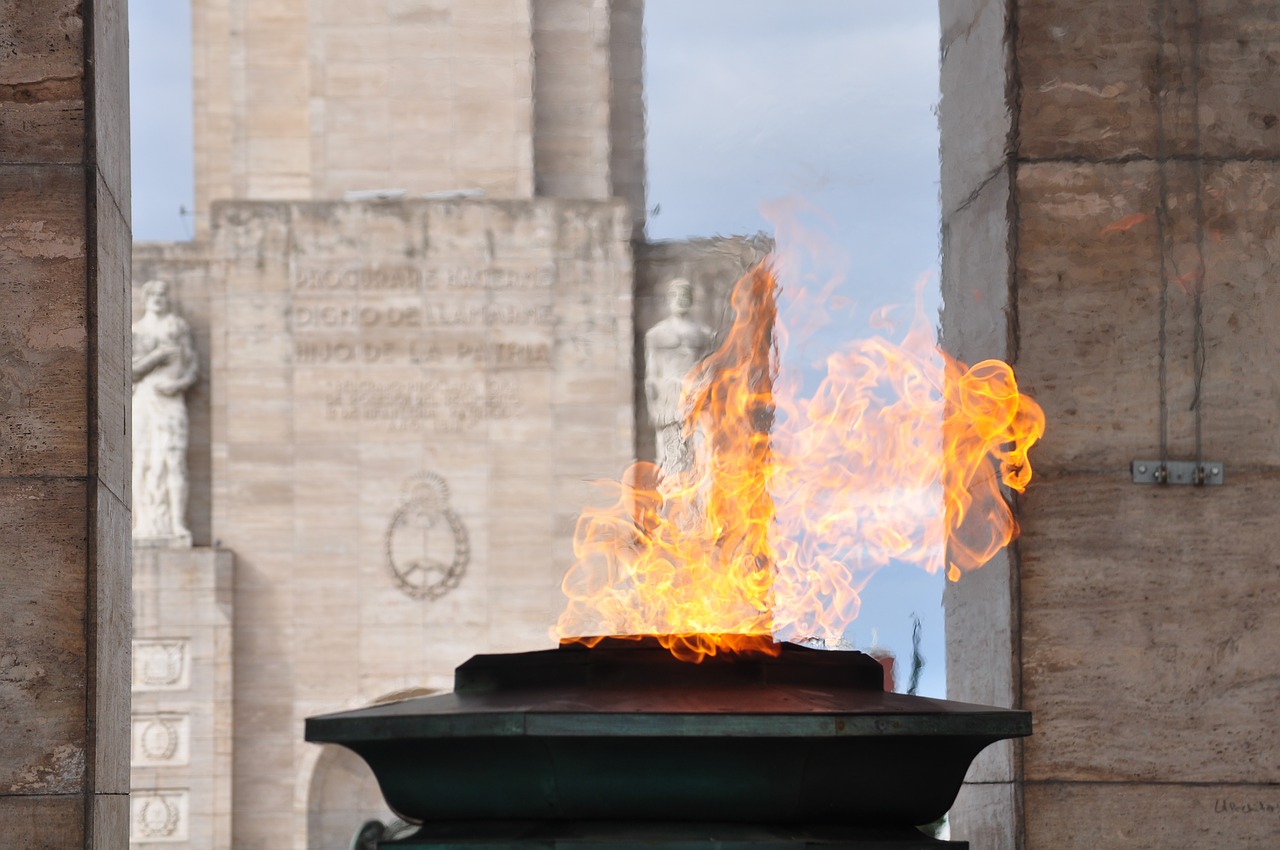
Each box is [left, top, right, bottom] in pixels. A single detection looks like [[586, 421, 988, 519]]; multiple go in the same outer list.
[[556, 260, 1045, 663]]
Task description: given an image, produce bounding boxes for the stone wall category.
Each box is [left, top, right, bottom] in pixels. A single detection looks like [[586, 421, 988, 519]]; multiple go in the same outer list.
[[192, 0, 538, 235], [940, 2, 1280, 847], [0, 0, 131, 845], [193, 197, 635, 847], [608, 0, 648, 239], [533, 0, 614, 201], [530, 0, 649, 239], [192, 0, 648, 239]]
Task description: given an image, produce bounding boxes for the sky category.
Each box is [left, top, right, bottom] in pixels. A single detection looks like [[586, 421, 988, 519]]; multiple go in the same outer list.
[[128, 1, 947, 697]]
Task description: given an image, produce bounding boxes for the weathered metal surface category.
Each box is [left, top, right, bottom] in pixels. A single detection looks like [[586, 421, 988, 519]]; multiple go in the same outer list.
[[306, 638, 1029, 834], [1130, 459, 1224, 486], [382, 821, 966, 848]]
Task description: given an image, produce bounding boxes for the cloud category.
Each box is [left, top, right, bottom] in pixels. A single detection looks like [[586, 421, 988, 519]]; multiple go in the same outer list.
[[645, 2, 941, 271]]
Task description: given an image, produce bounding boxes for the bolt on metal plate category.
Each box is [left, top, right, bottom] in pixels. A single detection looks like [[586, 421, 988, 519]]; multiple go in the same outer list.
[[1131, 460, 1224, 485]]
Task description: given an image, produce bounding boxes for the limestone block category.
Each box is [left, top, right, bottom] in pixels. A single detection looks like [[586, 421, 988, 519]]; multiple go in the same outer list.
[[939, 165, 1013, 367], [246, 172, 312, 200], [295, 628, 360, 701], [944, 546, 1019, 784], [1024, 781, 1280, 849], [388, 1, 452, 27], [91, 0, 129, 214], [390, 133, 457, 180], [1018, 0, 1280, 162], [322, 62, 391, 100], [94, 483, 131, 795], [0, 479, 91, 795], [949, 780, 1020, 850], [453, 22, 529, 59], [1019, 472, 1280, 784], [96, 172, 131, 504], [0, 795, 85, 850], [534, 0, 599, 34], [1016, 0, 1163, 160], [0, 0, 84, 164], [1016, 159, 1280, 470], [1196, 2, 1280, 158], [607, 0, 647, 236], [92, 792, 130, 849], [939, 0, 1012, 217], [1014, 161, 1166, 470], [0, 165, 88, 477], [0, 97, 86, 165], [248, 136, 315, 177], [245, 20, 309, 65], [1195, 161, 1280, 466]]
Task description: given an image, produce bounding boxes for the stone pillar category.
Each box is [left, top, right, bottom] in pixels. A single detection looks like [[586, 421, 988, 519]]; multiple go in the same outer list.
[[0, 0, 131, 847], [130, 549, 234, 849], [531, 0, 649, 238], [192, 0, 540, 238], [532, 0, 615, 202], [941, 2, 1280, 847]]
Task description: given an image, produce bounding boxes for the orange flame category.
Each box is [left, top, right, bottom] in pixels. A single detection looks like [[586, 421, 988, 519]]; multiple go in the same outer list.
[[556, 260, 1044, 662]]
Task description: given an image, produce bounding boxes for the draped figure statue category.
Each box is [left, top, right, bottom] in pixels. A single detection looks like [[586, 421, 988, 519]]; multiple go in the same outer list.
[[643, 278, 715, 480], [132, 280, 198, 547]]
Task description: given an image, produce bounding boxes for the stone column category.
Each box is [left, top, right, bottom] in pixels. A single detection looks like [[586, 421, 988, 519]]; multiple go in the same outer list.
[[941, 1, 1280, 847], [531, 0, 648, 238], [0, 0, 131, 846]]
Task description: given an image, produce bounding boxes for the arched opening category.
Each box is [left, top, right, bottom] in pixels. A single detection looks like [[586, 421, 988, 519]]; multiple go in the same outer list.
[[305, 687, 436, 849], [305, 744, 396, 850]]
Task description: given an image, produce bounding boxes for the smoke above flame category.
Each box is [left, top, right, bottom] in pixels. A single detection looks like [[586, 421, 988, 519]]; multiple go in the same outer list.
[[556, 233, 1044, 663]]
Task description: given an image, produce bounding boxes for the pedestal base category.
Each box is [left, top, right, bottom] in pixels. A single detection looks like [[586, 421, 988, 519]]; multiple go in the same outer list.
[[131, 546, 234, 849], [386, 822, 962, 849], [134, 532, 193, 549]]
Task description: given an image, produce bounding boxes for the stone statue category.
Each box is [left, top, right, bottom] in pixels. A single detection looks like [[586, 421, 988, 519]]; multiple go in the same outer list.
[[644, 278, 715, 478], [132, 280, 198, 547]]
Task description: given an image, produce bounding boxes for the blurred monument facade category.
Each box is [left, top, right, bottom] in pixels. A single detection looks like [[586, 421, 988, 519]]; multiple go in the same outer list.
[[128, 2, 765, 847]]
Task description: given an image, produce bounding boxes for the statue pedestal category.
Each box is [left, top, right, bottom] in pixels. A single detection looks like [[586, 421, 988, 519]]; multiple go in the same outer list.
[[130, 546, 234, 849], [135, 533, 193, 550]]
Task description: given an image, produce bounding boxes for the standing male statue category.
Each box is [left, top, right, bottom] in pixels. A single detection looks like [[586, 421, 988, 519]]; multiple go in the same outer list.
[[132, 280, 198, 547], [644, 278, 715, 479]]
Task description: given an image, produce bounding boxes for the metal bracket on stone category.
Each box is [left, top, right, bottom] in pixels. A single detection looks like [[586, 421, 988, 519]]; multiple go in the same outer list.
[[1131, 460, 1224, 486]]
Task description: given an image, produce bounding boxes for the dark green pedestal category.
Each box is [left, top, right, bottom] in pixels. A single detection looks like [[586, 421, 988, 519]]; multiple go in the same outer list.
[[385, 821, 964, 849]]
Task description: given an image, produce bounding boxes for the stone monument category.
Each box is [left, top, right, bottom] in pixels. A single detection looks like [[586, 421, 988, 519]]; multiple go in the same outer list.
[[644, 278, 715, 479], [128, 3, 765, 848], [132, 279, 197, 547]]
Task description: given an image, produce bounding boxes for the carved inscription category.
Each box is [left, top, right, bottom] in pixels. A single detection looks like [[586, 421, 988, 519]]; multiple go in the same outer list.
[[292, 264, 554, 293], [324, 378, 522, 432], [290, 263, 558, 429], [295, 339, 551, 367], [290, 264, 558, 369], [292, 301, 554, 330]]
